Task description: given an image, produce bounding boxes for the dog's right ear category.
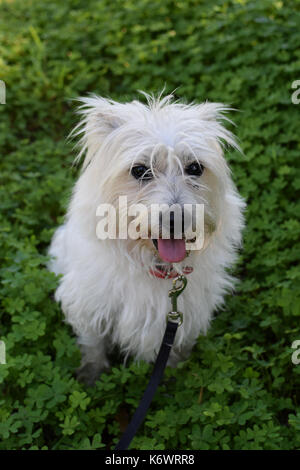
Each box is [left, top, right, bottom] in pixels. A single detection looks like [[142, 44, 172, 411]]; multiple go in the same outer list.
[[71, 95, 124, 169]]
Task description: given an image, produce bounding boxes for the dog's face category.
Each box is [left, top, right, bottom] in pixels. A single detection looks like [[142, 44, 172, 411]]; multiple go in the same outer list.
[[74, 93, 240, 274]]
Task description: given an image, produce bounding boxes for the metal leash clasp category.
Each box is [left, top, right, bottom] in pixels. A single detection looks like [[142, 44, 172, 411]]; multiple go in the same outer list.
[[166, 275, 187, 326]]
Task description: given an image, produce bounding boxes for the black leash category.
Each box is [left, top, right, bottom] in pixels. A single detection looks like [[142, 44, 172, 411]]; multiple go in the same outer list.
[[114, 275, 187, 451], [115, 319, 179, 450]]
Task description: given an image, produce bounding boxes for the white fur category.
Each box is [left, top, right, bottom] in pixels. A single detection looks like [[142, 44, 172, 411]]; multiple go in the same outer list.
[[48, 92, 245, 385]]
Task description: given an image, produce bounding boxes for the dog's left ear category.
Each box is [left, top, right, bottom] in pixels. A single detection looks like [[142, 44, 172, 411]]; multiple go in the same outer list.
[[195, 101, 231, 121], [71, 95, 124, 169], [195, 101, 240, 152]]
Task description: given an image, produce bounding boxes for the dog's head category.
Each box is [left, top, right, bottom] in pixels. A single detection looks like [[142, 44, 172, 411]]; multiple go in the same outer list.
[[72, 92, 244, 275]]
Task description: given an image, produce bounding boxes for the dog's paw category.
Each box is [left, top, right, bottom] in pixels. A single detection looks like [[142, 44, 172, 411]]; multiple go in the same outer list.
[[76, 362, 103, 387]]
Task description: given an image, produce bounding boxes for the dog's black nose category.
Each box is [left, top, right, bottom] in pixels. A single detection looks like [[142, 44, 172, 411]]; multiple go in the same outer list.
[[159, 210, 184, 239], [169, 211, 185, 238], [169, 211, 175, 236]]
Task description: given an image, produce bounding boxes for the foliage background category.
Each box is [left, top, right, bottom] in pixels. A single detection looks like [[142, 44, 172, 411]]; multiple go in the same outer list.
[[0, 0, 299, 450]]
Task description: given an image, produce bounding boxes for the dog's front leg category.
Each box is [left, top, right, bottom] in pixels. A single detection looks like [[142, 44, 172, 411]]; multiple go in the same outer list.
[[167, 343, 194, 368], [76, 334, 110, 386]]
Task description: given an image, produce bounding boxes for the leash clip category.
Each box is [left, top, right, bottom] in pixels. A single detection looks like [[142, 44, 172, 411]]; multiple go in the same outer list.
[[166, 275, 187, 326], [167, 311, 183, 326]]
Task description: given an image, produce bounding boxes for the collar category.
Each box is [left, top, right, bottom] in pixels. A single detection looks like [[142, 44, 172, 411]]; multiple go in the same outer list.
[[149, 265, 193, 279]]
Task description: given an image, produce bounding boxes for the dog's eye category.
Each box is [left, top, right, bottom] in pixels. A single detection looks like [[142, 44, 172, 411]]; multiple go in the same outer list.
[[185, 161, 204, 176], [131, 165, 153, 181]]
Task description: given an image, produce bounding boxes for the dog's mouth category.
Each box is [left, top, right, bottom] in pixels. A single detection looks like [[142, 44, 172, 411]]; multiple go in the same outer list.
[[152, 237, 196, 263]]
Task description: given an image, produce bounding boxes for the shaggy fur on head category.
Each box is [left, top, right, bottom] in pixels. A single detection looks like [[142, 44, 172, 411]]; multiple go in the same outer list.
[[48, 91, 245, 385]]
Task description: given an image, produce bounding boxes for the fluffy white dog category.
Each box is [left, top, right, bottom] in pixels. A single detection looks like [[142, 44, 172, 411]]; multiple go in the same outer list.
[[48, 92, 245, 385]]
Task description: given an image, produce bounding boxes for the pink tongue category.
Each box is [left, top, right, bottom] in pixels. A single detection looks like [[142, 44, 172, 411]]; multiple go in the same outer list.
[[157, 239, 186, 263]]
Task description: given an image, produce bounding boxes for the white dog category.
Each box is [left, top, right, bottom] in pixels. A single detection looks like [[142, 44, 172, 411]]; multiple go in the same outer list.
[[48, 92, 245, 385]]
